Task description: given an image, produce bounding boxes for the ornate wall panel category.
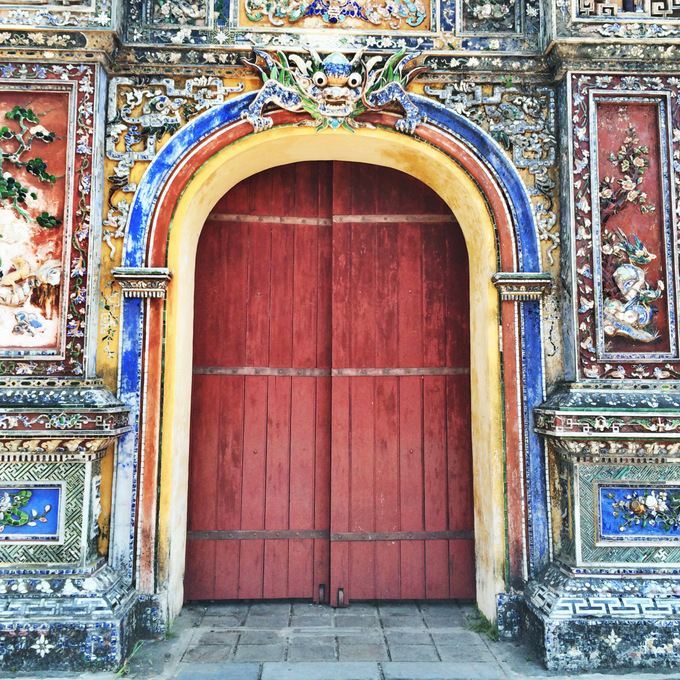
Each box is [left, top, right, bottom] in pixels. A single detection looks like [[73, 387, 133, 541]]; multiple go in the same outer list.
[[0, 0, 113, 29], [0, 63, 98, 378], [554, 0, 680, 40], [123, 0, 541, 53], [568, 72, 680, 380]]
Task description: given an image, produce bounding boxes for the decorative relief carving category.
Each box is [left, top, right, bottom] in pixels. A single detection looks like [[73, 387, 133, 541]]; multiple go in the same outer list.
[[112, 267, 172, 299], [549, 437, 680, 460], [460, 0, 519, 33], [0, 0, 111, 28], [242, 49, 427, 133], [492, 272, 552, 300], [0, 64, 96, 378], [570, 74, 680, 380], [124, 0, 540, 53], [242, 0, 428, 29], [104, 74, 245, 261], [424, 80, 559, 264]]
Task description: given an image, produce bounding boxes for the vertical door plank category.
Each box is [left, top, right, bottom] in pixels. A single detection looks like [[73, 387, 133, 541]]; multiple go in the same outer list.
[[348, 377, 376, 600], [375, 223, 399, 367], [263, 376, 292, 598], [289, 376, 316, 598], [422, 224, 447, 368], [314, 376, 332, 601], [399, 375, 425, 599], [239, 375, 268, 598], [269, 223, 294, 367], [397, 224, 423, 368], [293, 224, 318, 369], [214, 375, 245, 599], [423, 376, 450, 598], [246, 223, 272, 367], [184, 540, 216, 601], [447, 374, 475, 597], [374, 376, 401, 598], [330, 376, 350, 606]]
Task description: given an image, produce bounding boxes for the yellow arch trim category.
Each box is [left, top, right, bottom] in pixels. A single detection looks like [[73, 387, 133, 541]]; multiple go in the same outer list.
[[157, 125, 505, 621]]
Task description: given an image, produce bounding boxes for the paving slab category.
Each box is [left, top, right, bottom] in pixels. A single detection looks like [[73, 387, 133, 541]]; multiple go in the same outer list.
[[287, 637, 337, 661], [196, 631, 239, 646], [388, 644, 440, 662], [182, 645, 235, 663], [291, 614, 335, 626], [337, 642, 389, 661], [233, 643, 286, 662], [336, 615, 381, 628], [384, 631, 433, 645], [238, 630, 282, 645], [382, 661, 508, 679], [436, 643, 497, 663], [174, 663, 260, 679], [261, 662, 381, 680]]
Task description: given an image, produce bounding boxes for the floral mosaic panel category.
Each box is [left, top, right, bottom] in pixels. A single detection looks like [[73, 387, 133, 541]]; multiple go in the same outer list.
[[0, 461, 88, 565], [599, 483, 680, 541], [0, 482, 63, 544], [569, 73, 680, 380], [576, 463, 680, 565], [555, 0, 680, 41], [0, 64, 97, 378], [459, 0, 521, 33]]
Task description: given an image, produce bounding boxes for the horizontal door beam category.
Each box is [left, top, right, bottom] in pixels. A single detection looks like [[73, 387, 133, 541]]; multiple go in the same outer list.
[[193, 367, 470, 377]]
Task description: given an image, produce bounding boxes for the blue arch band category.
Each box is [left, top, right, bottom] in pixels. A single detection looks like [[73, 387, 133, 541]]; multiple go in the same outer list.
[[116, 89, 549, 585]]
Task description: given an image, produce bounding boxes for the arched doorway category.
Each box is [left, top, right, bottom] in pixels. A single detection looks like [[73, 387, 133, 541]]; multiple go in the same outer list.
[[114, 105, 547, 625], [185, 161, 474, 604]]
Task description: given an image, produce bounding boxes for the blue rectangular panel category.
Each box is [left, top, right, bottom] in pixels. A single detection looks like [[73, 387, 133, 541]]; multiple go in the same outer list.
[[598, 484, 680, 543], [0, 483, 63, 543]]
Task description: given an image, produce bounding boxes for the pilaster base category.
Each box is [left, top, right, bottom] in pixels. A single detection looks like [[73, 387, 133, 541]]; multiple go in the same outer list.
[[0, 564, 139, 672], [525, 563, 680, 671]]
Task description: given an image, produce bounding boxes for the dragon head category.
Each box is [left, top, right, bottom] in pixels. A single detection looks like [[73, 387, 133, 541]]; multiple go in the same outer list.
[[289, 51, 365, 122]]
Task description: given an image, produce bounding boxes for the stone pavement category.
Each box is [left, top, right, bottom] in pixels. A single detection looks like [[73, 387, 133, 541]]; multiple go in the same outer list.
[[11, 601, 680, 680]]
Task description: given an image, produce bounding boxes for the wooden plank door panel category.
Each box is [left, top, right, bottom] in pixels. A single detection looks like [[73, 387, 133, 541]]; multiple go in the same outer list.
[[187, 163, 332, 602], [329, 162, 474, 605], [187, 161, 474, 604]]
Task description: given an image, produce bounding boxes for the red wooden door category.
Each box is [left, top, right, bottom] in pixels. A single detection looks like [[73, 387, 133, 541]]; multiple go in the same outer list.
[[185, 162, 333, 601], [185, 162, 474, 603]]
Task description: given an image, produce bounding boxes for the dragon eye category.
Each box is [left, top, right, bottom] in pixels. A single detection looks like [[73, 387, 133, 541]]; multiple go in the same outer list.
[[347, 73, 362, 88], [313, 71, 328, 87]]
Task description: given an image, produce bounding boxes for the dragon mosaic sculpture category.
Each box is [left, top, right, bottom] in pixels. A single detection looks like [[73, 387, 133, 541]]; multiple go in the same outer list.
[[242, 49, 427, 133]]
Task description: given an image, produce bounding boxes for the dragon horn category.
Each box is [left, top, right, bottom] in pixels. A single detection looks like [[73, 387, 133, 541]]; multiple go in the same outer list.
[[350, 49, 365, 67], [308, 48, 323, 67], [289, 54, 310, 74], [364, 55, 383, 74]]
